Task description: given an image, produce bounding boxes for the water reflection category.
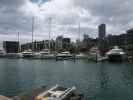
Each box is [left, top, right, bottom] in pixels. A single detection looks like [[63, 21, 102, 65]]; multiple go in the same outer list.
[[18, 59, 36, 91], [0, 59, 133, 100], [99, 62, 109, 89], [0, 59, 37, 97], [0, 59, 20, 96]]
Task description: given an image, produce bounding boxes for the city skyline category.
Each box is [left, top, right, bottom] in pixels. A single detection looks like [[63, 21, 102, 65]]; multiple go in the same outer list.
[[0, 0, 133, 43]]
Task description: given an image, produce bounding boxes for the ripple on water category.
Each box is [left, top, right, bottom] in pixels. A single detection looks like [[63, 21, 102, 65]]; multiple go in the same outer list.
[[0, 59, 133, 100]]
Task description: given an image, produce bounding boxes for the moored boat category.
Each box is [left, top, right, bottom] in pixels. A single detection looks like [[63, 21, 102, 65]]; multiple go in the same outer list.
[[36, 85, 82, 100], [0, 50, 6, 58], [75, 53, 88, 59], [106, 46, 126, 62], [37, 49, 55, 59], [88, 47, 100, 61], [21, 49, 35, 58], [56, 51, 72, 58], [11, 85, 83, 100], [4, 53, 22, 58], [55, 51, 73, 60]]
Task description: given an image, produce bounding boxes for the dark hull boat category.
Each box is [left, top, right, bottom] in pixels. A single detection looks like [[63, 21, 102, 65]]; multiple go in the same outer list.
[[108, 54, 123, 62]]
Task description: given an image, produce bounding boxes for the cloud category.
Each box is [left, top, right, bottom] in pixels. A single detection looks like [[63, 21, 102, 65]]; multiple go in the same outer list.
[[0, 0, 133, 44], [74, 0, 133, 34]]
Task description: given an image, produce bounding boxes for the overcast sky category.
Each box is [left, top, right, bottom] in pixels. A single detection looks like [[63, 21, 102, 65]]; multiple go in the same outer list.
[[0, 0, 133, 43]]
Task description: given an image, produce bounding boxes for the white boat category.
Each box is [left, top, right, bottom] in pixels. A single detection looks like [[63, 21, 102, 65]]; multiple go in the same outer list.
[[21, 49, 35, 58], [106, 46, 126, 62], [0, 50, 22, 58], [75, 53, 87, 59], [36, 85, 76, 100], [57, 51, 72, 57], [88, 47, 101, 61], [5, 53, 22, 58], [55, 51, 73, 60], [0, 50, 6, 57], [37, 49, 55, 59]]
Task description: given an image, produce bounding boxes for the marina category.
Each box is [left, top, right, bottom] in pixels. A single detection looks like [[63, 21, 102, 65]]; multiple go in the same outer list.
[[106, 46, 127, 62], [0, 0, 133, 100]]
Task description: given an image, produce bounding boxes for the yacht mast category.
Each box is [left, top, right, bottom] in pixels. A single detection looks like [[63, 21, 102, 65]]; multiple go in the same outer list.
[[48, 17, 52, 50], [32, 17, 34, 51], [18, 32, 20, 52], [78, 22, 81, 41]]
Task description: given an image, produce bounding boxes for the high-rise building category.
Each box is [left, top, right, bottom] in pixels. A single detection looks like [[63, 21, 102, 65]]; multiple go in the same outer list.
[[98, 24, 106, 56], [98, 24, 106, 39]]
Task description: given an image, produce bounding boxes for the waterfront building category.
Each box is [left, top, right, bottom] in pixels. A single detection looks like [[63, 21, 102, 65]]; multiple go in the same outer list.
[[55, 36, 71, 51], [75, 39, 81, 53], [50, 39, 55, 51], [98, 24, 106, 40], [21, 43, 32, 52], [55, 36, 63, 51], [21, 40, 55, 52], [34, 41, 44, 51], [75, 36, 97, 53], [82, 34, 90, 49], [126, 28, 133, 44], [44, 40, 50, 49], [98, 24, 106, 56], [3, 41, 19, 53], [126, 28, 133, 56], [105, 28, 133, 50], [62, 38, 71, 51], [82, 34, 97, 50], [106, 34, 126, 48]]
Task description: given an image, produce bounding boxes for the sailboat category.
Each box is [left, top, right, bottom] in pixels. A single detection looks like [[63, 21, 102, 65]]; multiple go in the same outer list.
[[22, 17, 35, 58], [36, 49, 55, 59], [0, 49, 6, 57], [22, 49, 35, 58]]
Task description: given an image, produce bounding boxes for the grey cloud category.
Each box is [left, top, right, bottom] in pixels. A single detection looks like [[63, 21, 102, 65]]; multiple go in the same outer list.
[[0, 0, 27, 7], [0, 11, 32, 34], [0, 0, 133, 42], [74, 0, 133, 33], [0, 0, 34, 36]]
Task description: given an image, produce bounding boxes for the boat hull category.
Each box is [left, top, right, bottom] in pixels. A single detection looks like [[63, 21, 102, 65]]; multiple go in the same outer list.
[[22, 55, 35, 58], [108, 54, 125, 62], [38, 55, 55, 59], [4, 53, 21, 58]]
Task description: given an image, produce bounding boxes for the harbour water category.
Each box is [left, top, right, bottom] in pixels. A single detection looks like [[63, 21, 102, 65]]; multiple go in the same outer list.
[[0, 59, 133, 100]]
